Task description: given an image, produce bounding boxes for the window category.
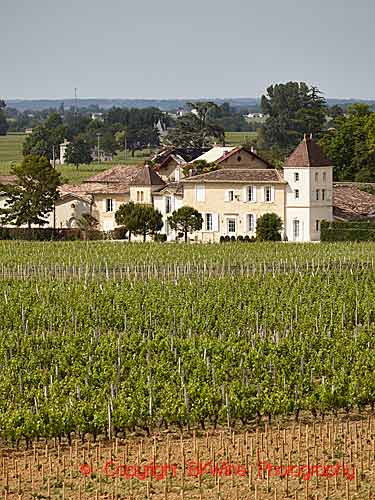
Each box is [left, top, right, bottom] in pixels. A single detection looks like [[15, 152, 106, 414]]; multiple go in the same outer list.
[[137, 191, 144, 202], [322, 189, 326, 201], [195, 185, 205, 202], [225, 190, 234, 201], [247, 213, 256, 232], [205, 213, 213, 231], [294, 189, 300, 200], [315, 220, 320, 232], [264, 186, 272, 202], [294, 172, 300, 182], [247, 186, 256, 202], [106, 199, 113, 212], [316, 189, 320, 201], [227, 218, 236, 234], [293, 219, 300, 240], [237, 155, 242, 162], [315, 172, 319, 183], [323, 172, 327, 182], [165, 196, 171, 213]]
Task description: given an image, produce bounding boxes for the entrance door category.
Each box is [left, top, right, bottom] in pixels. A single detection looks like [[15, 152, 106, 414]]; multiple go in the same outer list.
[[293, 219, 300, 241]]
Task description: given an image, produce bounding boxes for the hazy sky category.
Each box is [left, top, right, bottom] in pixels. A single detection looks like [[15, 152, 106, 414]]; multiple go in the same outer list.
[[2, 0, 374, 100]]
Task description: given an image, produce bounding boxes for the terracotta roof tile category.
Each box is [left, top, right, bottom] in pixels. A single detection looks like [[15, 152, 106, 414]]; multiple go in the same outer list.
[[130, 164, 165, 186], [333, 183, 375, 220], [87, 165, 140, 183], [155, 182, 184, 196], [182, 169, 285, 183], [285, 135, 332, 168], [0, 175, 18, 185]]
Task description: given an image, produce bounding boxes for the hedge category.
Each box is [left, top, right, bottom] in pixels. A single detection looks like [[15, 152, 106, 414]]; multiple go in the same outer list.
[[0, 228, 105, 241], [321, 220, 375, 241]]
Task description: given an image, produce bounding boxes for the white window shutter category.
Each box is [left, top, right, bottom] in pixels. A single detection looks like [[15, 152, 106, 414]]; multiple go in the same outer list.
[[252, 186, 257, 202], [103, 199, 107, 212], [224, 190, 229, 202], [212, 213, 219, 232], [112, 199, 116, 212], [253, 213, 257, 232], [271, 187, 275, 202]]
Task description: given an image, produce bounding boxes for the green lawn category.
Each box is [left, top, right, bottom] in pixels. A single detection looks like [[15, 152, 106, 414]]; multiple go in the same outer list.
[[0, 138, 153, 184], [225, 131, 258, 146], [0, 133, 26, 165]]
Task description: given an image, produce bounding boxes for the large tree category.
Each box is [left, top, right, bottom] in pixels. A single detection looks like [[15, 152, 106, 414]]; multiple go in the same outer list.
[[167, 206, 203, 242], [0, 155, 62, 228], [65, 137, 92, 168], [319, 104, 375, 181], [259, 82, 327, 151], [167, 101, 225, 148], [23, 112, 66, 160], [0, 99, 9, 136], [115, 202, 163, 241]]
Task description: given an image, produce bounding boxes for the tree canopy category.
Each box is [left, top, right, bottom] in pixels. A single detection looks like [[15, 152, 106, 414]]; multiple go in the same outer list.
[[319, 104, 375, 181], [259, 82, 327, 151], [167, 206, 203, 242], [0, 99, 9, 136], [0, 155, 62, 228], [23, 112, 66, 160], [65, 138, 93, 168], [115, 202, 163, 241], [167, 102, 225, 148]]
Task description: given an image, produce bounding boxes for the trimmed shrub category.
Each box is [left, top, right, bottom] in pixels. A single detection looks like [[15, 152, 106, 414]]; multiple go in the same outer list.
[[219, 235, 225, 243], [154, 233, 167, 242], [321, 220, 375, 241]]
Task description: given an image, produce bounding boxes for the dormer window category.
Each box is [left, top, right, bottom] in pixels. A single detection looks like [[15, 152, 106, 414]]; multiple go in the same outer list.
[[323, 172, 327, 182], [315, 172, 319, 183]]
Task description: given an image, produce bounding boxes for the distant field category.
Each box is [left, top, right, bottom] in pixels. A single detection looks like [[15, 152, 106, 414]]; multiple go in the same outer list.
[[225, 131, 257, 146], [0, 132, 25, 164], [0, 140, 151, 184]]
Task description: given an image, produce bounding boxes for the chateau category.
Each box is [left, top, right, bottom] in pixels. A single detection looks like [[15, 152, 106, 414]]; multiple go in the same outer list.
[[0, 135, 335, 242], [52, 134, 332, 242]]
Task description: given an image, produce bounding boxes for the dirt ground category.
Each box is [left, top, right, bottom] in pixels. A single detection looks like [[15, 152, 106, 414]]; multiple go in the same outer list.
[[1, 412, 375, 499]]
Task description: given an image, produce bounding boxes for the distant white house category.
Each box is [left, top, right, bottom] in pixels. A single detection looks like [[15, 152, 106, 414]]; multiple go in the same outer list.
[[60, 139, 113, 164], [245, 112, 265, 119]]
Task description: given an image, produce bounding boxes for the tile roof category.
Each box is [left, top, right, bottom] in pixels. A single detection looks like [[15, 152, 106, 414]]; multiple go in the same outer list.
[[0, 175, 18, 185], [86, 165, 140, 183], [284, 134, 332, 168], [130, 164, 166, 186], [182, 169, 285, 183], [333, 183, 375, 220], [155, 182, 184, 196]]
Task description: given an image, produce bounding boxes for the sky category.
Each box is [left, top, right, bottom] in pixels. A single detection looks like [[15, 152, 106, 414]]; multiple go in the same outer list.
[[1, 0, 374, 100]]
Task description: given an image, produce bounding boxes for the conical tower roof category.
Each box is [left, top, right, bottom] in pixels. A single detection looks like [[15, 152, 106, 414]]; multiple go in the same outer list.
[[284, 134, 332, 168], [130, 164, 166, 186]]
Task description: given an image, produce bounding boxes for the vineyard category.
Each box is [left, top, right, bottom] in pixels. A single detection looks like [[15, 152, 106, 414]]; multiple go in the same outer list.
[[1, 241, 375, 498]]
